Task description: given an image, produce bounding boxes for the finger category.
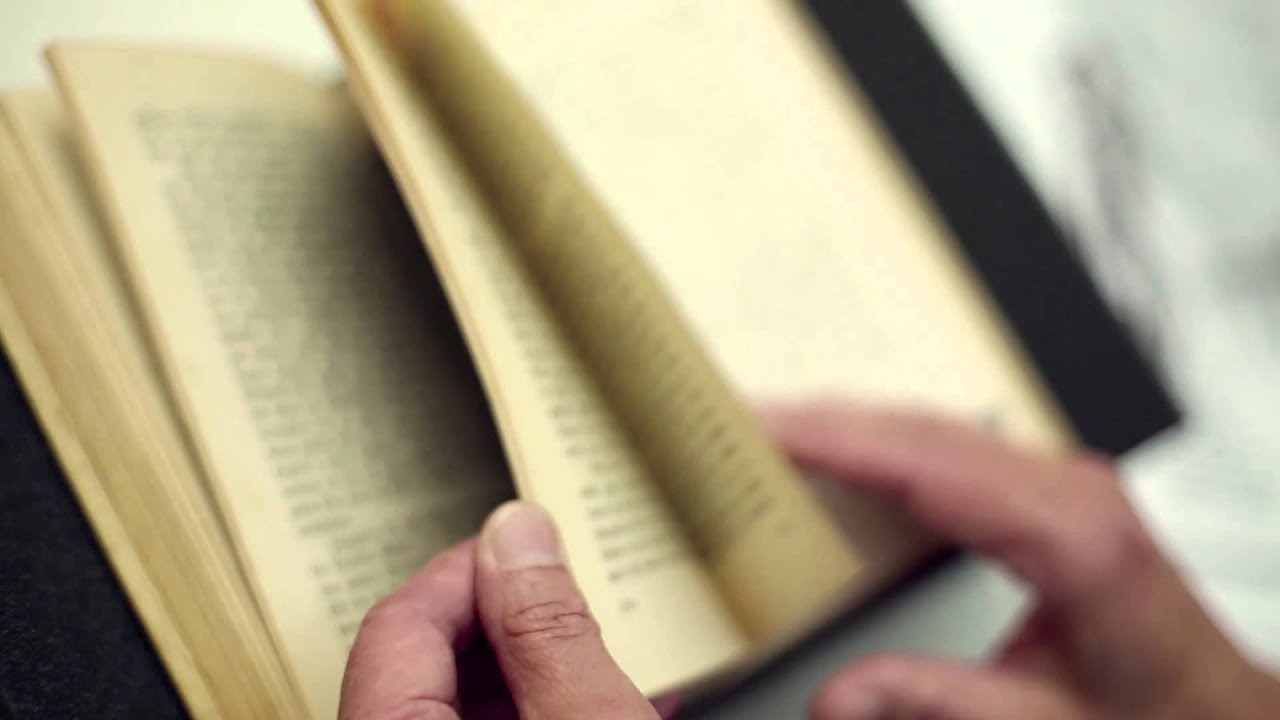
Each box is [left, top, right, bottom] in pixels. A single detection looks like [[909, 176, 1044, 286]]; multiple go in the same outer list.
[[339, 539, 477, 720], [762, 402, 1154, 604], [474, 501, 659, 720], [811, 654, 1084, 720], [765, 402, 1240, 703]]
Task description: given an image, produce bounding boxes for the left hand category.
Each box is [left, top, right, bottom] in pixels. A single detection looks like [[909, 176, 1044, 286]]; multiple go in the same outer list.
[[338, 501, 677, 719]]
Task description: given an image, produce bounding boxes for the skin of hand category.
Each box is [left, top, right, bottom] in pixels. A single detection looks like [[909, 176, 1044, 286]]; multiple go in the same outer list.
[[339, 402, 1280, 719], [765, 403, 1280, 720], [337, 500, 678, 720]]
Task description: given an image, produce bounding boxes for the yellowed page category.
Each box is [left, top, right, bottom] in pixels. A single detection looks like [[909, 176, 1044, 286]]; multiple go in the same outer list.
[[483, 0, 1075, 601], [460, 0, 1070, 452], [432, 0, 1068, 605], [0, 92, 297, 719], [318, 0, 751, 695], [366, 0, 1070, 670], [374, 0, 863, 640], [47, 45, 513, 719]]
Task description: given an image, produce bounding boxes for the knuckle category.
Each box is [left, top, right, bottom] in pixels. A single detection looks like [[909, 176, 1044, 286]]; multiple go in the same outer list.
[[370, 589, 407, 618], [1063, 484, 1157, 595], [357, 592, 411, 635], [344, 596, 415, 675], [502, 596, 600, 646], [1090, 512, 1156, 583], [1067, 451, 1124, 495], [1070, 450, 1120, 481], [1047, 449, 1159, 592]]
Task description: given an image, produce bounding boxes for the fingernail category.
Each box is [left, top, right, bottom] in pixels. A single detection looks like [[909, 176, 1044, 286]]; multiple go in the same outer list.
[[842, 692, 887, 720], [481, 501, 563, 570]]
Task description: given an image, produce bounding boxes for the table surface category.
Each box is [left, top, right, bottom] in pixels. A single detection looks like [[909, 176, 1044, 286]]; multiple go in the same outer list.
[[1, 1, 1274, 718]]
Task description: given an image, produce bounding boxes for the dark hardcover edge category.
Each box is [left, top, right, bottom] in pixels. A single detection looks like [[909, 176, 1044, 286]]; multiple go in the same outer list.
[[802, 0, 1180, 455]]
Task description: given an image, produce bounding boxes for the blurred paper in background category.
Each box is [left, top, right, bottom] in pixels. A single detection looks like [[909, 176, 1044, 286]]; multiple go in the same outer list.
[[914, 0, 1280, 666]]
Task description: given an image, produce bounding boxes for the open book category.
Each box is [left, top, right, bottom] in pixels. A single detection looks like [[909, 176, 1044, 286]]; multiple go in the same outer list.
[[0, 1, 1086, 717]]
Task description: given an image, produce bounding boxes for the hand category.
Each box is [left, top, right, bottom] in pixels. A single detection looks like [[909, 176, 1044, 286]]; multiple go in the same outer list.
[[767, 402, 1280, 720], [338, 501, 675, 719]]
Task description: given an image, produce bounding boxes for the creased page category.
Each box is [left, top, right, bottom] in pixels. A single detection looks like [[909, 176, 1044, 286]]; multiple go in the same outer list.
[[318, 0, 750, 695], [48, 45, 512, 719], [373, 0, 863, 641]]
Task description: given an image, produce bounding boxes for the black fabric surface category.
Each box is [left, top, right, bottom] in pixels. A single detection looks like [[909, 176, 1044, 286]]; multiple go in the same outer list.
[[0, 359, 185, 718], [0, 3, 1177, 718]]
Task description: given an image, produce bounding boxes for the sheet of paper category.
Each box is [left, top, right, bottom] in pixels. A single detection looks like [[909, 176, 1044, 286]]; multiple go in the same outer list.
[[320, 0, 762, 696]]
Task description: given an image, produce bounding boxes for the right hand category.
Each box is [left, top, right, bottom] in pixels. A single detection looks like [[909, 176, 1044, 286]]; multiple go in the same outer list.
[[338, 501, 674, 719], [767, 402, 1280, 720]]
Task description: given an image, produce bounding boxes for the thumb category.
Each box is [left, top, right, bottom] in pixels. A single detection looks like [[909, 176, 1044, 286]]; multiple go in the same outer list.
[[475, 501, 658, 720], [811, 654, 1085, 720]]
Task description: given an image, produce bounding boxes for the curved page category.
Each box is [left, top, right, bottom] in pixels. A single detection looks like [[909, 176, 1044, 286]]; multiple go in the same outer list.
[[318, 0, 768, 697]]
